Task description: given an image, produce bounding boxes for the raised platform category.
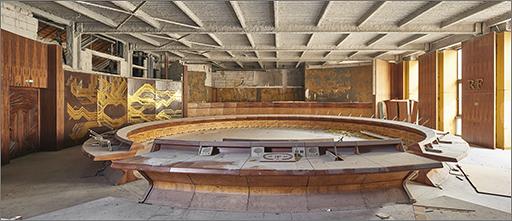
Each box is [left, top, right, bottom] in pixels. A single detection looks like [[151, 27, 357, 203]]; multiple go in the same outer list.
[[106, 115, 470, 212]]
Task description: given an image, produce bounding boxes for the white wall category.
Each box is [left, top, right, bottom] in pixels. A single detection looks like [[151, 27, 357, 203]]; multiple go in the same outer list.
[[1, 2, 38, 40]]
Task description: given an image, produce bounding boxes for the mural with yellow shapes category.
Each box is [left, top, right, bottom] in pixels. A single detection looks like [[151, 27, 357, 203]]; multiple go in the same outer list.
[[64, 72, 99, 143], [97, 75, 128, 128], [128, 79, 156, 123], [155, 81, 182, 120], [64, 71, 183, 146]]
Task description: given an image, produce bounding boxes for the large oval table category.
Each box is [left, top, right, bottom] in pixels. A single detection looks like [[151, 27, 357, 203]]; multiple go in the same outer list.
[[104, 115, 469, 212]]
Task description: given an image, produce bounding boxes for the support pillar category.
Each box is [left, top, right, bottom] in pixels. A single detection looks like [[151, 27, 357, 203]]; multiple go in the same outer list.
[[65, 23, 81, 69]]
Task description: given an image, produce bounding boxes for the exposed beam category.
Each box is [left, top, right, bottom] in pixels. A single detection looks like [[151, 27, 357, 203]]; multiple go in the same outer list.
[[372, 51, 388, 58], [176, 57, 375, 62], [173, 1, 204, 27], [301, 2, 333, 59], [365, 34, 387, 46], [225, 51, 243, 68], [397, 1, 442, 27], [173, 1, 240, 67], [440, 1, 503, 28], [254, 51, 264, 69], [397, 34, 427, 48], [130, 33, 160, 46], [246, 34, 256, 48], [55, 1, 117, 27], [207, 34, 224, 47], [136, 45, 423, 52], [230, 0, 260, 68], [169, 51, 185, 58], [76, 1, 200, 29], [316, 1, 333, 26], [356, 1, 387, 27], [230, 1, 247, 29], [11, 2, 71, 26], [305, 34, 315, 47], [273, 1, 279, 28], [428, 34, 474, 51], [112, 1, 160, 29], [81, 24, 478, 34], [323, 34, 350, 58], [484, 12, 512, 27], [347, 51, 359, 58], [274, 1, 279, 68], [143, 34, 221, 48], [55, 1, 162, 49], [165, 33, 192, 48]]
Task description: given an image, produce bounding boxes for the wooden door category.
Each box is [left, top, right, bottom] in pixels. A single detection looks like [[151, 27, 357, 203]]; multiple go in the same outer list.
[[9, 87, 40, 158]]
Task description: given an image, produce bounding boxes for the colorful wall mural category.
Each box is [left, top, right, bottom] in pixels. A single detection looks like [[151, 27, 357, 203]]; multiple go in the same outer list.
[[63, 71, 182, 145]]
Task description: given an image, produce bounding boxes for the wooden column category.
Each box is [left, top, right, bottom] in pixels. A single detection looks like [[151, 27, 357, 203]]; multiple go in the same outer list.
[[496, 31, 511, 149], [462, 32, 496, 148], [418, 51, 438, 129], [390, 62, 404, 99], [1, 30, 10, 164], [40, 45, 65, 150]]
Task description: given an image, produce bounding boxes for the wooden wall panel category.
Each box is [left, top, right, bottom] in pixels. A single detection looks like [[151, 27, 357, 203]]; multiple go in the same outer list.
[[9, 87, 40, 159], [418, 51, 438, 129], [2, 30, 48, 88], [1, 30, 9, 164], [40, 45, 65, 150], [462, 32, 496, 148], [390, 62, 404, 99]]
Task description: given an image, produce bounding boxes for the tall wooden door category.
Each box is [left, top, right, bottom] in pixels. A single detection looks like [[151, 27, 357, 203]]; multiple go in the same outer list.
[[9, 87, 40, 158]]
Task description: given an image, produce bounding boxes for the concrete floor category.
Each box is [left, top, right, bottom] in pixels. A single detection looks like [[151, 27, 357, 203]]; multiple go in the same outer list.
[[1, 145, 511, 220]]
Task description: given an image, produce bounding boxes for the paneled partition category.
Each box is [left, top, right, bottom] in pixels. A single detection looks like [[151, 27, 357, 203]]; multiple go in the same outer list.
[[462, 32, 496, 148]]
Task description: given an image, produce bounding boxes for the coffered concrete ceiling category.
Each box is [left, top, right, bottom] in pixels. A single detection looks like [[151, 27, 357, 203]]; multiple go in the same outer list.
[[15, 1, 512, 70]]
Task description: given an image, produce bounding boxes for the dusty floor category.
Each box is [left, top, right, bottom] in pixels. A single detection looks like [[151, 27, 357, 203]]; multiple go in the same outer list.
[[1, 145, 511, 220]]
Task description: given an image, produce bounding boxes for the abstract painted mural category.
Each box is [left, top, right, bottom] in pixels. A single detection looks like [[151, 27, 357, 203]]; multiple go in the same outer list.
[[64, 71, 98, 144], [128, 79, 156, 123], [96, 75, 127, 128], [155, 81, 182, 120], [63, 71, 183, 145]]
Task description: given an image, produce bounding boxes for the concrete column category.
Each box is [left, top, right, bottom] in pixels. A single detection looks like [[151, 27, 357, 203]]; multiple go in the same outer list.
[[65, 23, 81, 69], [122, 43, 133, 77]]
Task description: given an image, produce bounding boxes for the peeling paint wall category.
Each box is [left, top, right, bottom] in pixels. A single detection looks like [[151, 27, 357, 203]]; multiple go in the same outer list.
[[305, 65, 373, 102], [187, 71, 213, 103], [188, 69, 305, 103]]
